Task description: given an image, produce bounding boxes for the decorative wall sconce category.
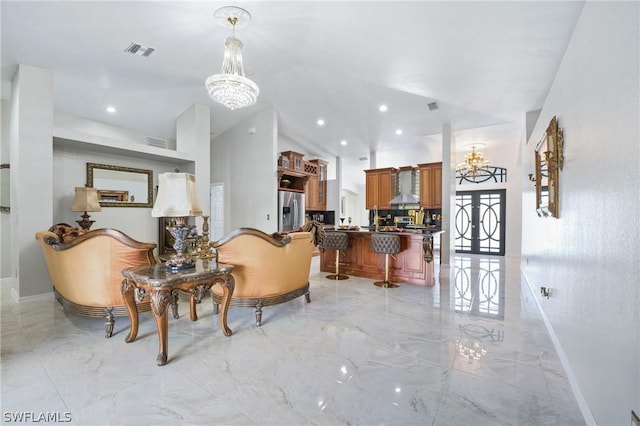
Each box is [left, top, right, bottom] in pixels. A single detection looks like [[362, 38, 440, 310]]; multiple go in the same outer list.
[[534, 116, 564, 218]]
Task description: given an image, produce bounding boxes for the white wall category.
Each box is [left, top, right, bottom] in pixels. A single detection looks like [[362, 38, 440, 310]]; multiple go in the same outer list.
[[521, 3, 639, 424], [52, 144, 183, 247], [55, 112, 176, 150], [0, 100, 12, 279], [211, 107, 278, 234]]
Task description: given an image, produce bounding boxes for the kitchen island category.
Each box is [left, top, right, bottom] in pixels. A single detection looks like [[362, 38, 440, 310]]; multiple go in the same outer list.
[[320, 229, 441, 287]]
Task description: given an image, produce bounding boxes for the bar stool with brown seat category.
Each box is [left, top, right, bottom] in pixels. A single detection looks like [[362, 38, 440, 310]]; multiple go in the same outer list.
[[370, 233, 401, 288], [322, 232, 349, 280]]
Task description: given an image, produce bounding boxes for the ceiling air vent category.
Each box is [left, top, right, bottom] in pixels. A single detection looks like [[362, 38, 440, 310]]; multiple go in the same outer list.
[[125, 43, 155, 57], [145, 136, 168, 149], [428, 102, 439, 111]]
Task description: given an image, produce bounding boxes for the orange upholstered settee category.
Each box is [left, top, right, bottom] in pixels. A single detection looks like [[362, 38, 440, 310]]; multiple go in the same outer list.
[[210, 228, 314, 327], [35, 224, 156, 337]]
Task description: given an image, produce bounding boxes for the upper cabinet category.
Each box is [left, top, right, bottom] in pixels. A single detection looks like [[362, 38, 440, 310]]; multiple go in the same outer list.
[[278, 151, 311, 192], [306, 159, 328, 211], [278, 152, 329, 211], [418, 162, 442, 209], [365, 168, 397, 209]]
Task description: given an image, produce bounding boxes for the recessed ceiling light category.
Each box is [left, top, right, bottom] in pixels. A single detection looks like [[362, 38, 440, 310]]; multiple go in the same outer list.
[[395, 129, 403, 135], [340, 140, 347, 146], [379, 104, 388, 112], [317, 119, 325, 126], [106, 106, 116, 113]]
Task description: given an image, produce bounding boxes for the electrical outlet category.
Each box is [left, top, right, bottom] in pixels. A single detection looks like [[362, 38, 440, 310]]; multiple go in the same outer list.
[[540, 287, 550, 299]]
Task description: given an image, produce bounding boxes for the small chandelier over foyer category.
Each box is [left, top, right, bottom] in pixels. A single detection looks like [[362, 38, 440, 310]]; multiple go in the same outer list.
[[205, 6, 259, 110], [457, 145, 490, 177]]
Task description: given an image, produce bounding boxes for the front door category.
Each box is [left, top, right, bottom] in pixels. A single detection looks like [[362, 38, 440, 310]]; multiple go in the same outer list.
[[455, 189, 506, 256]]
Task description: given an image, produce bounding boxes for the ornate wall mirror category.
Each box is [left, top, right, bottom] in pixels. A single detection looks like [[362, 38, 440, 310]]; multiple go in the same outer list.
[[534, 116, 564, 218], [86, 163, 153, 208]]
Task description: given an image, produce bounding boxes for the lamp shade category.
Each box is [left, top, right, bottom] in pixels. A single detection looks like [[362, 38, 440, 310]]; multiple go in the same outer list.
[[71, 187, 101, 212], [152, 173, 203, 218]]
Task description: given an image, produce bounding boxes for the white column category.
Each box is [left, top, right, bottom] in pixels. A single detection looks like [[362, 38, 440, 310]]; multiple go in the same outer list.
[[440, 123, 455, 265], [176, 103, 211, 224], [11, 65, 54, 298]]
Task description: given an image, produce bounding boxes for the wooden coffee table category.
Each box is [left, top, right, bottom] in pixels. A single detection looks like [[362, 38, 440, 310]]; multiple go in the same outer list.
[[121, 259, 234, 366]]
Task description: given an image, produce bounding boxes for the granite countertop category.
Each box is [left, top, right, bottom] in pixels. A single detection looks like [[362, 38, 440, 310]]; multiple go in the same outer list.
[[326, 227, 443, 236]]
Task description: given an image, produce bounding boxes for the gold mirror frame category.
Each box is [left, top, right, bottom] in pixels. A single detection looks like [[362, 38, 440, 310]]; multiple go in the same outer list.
[[86, 163, 153, 208], [534, 116, 564, 218]]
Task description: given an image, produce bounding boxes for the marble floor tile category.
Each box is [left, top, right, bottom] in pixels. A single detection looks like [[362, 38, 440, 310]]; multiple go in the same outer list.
[[1, 254, 585, 425]]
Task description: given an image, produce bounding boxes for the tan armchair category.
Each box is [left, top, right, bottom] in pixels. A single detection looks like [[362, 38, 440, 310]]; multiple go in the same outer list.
[[210, 228, 314, 327], [35, 224, 156, 337]]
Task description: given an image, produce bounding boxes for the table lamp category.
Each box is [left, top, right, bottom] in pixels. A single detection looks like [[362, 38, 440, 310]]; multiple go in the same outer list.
[[71, 186, 102, 230], [152, 172, 203, 270]]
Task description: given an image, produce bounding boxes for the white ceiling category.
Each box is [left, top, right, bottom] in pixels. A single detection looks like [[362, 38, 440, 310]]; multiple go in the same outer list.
[[1, 1, 584, 162]]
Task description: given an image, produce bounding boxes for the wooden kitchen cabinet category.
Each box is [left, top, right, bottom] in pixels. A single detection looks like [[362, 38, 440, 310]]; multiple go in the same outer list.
[[305, 173, 319, 209], [418, 162, 442, 209], [365, 168, 397, 209], [305, 159, 328, 211], [320, 231, 435, 286], [281, 151, 305, 172]]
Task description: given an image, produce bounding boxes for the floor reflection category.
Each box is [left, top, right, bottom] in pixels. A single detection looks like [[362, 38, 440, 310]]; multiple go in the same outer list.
[[453, 256, 505, 319]]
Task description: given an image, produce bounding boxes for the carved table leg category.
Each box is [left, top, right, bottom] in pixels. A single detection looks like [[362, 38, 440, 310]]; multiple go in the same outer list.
[[189, 284, 212, 322], [171, 290, 180, 320], [121, 279, 139, 343], [190, 294, 198, 321], [216, 275, 234, 336], [150, 289, 172, 366]]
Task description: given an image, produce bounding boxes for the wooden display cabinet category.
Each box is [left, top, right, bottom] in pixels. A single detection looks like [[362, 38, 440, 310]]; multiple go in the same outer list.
[[280, 151, 305, 173], [306, 159, 328, 211], [364, 167, 397, 209], [418, 162, 442, 209], [277, 167, 306, 192]]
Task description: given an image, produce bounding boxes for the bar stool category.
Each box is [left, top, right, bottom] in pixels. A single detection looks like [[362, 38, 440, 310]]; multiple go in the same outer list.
[[370, 233, 400, 288], [322, 232, 349, 280]]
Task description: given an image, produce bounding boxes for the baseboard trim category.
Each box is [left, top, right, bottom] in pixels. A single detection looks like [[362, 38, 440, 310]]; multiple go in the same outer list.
[[521, 268, 596, 426], [7, 286, 54, 304], [0, 277, 16, 286]]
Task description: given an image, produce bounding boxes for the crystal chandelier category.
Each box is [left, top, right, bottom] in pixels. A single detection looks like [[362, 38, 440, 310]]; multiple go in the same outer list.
[[456, 145, 490, 177], [205, 6, 259, 110]]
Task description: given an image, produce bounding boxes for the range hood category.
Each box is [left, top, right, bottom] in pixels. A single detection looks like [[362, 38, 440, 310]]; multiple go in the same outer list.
[[389, 193, 420, 205]]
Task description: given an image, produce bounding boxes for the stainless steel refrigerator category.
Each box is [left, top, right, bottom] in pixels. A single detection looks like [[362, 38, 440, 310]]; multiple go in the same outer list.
[[278, 191, 305, 232]]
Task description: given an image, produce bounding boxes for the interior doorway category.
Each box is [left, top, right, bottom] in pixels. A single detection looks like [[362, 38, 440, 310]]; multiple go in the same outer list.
[[210, 183, 224, 242], [455, 189, 506, 256]]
